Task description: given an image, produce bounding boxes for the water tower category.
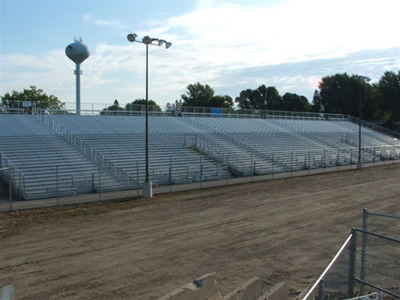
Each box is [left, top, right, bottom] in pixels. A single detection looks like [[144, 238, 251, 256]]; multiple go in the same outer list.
[[65, 38, 90, 115]]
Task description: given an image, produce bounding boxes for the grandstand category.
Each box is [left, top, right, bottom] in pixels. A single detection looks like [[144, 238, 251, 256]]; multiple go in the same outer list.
[[1, 110, 399, 200]]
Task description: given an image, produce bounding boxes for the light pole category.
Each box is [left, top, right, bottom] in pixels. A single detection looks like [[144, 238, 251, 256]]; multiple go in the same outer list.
[[356, 75, 371, 170], [127, 33, 172, 198]]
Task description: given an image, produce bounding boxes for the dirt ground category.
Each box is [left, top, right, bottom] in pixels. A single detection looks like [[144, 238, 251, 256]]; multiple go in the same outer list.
[[0, 164, 399, 300]]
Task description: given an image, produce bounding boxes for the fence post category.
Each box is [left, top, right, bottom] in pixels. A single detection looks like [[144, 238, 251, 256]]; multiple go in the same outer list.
[[9, 167, 12, 211], [98, 162, 102, 201], [317, 279, 324, 300], [349, 148, 353, 168], [348, 228, 356, 298], [250, 154, 253, 182], [362, 148, 365, 166], [169, 159, 172, 192], [308, 150, 311, 175], [392, 145, 395, 164], [373, 147, 376, 166], [360, 208, 368, 295], [19, 172, 22, 200], [272, 153, 274, 179], [92, 173, 95, 192], [56, 166, 59, 206], [291, 151, 293, 177], [136, 161, 140, 197], [200, 156, 203, 189], [227, 155, 230, 185]]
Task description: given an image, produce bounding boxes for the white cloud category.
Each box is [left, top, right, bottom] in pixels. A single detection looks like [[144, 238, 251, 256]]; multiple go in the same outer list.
[[82, 13, 126, 30], [152, 0, 400, 66], [3, 0, 400, 107]]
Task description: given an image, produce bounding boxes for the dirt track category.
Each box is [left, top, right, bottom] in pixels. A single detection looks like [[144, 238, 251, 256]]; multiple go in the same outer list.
[[0, 164, 399, 300]]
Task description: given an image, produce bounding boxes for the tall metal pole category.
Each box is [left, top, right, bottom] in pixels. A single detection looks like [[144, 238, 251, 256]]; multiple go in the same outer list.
[[357, 82, 362, 170], [75, 63, 81, 115], [146, 44, 149, 183], [143, 43, 152, 198]]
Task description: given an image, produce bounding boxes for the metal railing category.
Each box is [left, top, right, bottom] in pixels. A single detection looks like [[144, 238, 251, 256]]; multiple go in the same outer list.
[[362, 208, 400, 239], [302, 233, 354, 300], [2, 100, 352, 120], [350, 228, 400, 299], [41, 114, 135, 190], [302, 227, 400, 300], [360, 209, 400, 295], [347, 115, 400, 139], [0, 152, 27, 201]]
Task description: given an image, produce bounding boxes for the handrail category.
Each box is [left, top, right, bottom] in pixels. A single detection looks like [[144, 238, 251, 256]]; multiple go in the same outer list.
[[181, 112, 261, 118], [43, 116, 133, 187], [0, 152, 27, 198], [346, 115, 400, 139], [43, 109, 172, 117], [302, 233, 354, 300], [0, 152, 27, 181]]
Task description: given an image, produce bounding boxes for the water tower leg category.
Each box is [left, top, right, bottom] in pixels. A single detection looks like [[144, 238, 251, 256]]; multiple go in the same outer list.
[[75, 63, 81, 115]]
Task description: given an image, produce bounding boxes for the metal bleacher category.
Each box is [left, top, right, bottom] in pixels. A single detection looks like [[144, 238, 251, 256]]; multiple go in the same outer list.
[[0, 115, 120, 199], [1, 112, 399, 200]]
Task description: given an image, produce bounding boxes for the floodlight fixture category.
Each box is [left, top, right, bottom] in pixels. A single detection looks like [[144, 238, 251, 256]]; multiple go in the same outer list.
[[127, 33, 137, 42], [142, 36, 152, 45]]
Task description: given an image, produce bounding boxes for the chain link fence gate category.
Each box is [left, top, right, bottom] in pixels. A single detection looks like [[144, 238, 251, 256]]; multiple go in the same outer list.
[[302, 210, 400, 300]]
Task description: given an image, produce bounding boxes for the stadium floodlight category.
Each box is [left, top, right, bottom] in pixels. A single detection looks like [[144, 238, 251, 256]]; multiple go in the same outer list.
[[127, 33, 172, 198], [127, 33, 137, 42], [356, 75, 372, 170]]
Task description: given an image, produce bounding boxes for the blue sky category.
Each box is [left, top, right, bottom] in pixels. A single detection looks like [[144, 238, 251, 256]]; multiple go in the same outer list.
[[1, 0, 400, 110]]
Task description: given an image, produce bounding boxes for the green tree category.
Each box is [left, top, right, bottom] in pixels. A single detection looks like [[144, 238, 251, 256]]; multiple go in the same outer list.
[[377, 71, 400, 122], [235, 85, 283, 110], [1, 86, 64, 114], [125, 99, 161, 112], [281, 93, 310, 112], [100, 99, 125, 115], [181, 82, 214, 107], [180, 82, 233, 108], [311, 90, 323, 112], [317, 73, 379, 121], [209, 95, 233, 108]]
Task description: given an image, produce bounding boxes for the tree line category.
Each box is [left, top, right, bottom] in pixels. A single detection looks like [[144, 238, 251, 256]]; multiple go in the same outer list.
[[2, 71, 399, 127]]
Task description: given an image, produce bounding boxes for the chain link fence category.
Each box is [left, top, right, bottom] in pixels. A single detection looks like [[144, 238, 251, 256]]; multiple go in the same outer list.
[[363, 208, 400, 239], [302, 224, 399, 300], [351, 228, 400, 299]]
